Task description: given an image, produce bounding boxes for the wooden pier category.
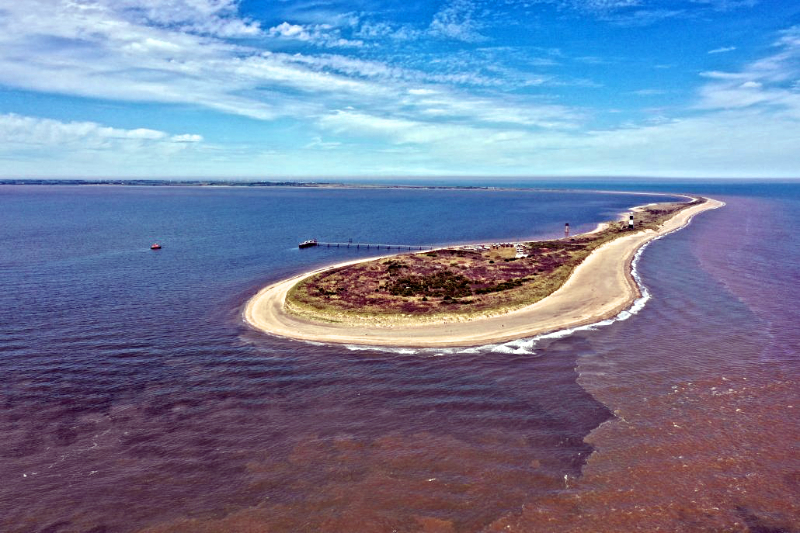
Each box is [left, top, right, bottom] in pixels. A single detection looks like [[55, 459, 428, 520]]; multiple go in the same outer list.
[[306, 241, 433, 251]]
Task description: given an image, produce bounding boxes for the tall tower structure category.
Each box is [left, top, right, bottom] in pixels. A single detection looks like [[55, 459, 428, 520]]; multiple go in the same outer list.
[[564, 222, 570, 238], [628, 213, 635, 229]]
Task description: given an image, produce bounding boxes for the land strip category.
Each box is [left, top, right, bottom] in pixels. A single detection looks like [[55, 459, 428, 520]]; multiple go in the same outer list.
[[244, 197, 723, 347]]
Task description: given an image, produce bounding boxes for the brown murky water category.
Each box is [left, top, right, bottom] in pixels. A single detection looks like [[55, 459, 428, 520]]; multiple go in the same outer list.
[[1, 186, 797, 532], [487, 195, 800, 533]]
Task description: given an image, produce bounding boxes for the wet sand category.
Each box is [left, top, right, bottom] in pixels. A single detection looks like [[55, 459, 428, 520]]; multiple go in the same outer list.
[[244, 198, 724, 347]]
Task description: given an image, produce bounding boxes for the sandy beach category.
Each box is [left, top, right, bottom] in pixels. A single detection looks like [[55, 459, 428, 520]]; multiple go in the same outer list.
[[244, 197, 724, 347]]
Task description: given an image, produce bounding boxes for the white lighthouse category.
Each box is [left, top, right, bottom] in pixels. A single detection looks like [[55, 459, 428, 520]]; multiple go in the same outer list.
[[628, 213, 635, 229], [565, 222, 570, 238]]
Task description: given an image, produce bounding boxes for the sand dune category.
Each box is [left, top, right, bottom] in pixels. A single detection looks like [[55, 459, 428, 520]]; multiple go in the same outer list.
[[244, 198, 724, 348]]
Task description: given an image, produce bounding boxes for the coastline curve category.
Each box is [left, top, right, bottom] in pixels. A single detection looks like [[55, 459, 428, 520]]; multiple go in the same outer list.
[[244, 197, 724, 348]]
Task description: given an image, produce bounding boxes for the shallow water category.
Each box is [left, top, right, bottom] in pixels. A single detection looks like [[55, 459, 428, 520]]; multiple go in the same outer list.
[[488, 191, 800, 532], [0, 184, 797, 532]]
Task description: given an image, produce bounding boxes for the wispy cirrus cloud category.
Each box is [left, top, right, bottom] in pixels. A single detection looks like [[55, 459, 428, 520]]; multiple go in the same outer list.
[[631, 88, 669, 95], [267, 21, 364, 47], [690, 0, 759, 11], [428, 0, 489, 42], [109, 0, 263, 37], [1, 0, 795, 178], [697, 26, 800, 116], [353, 0, 489, 43], [354, 21, 423, 41], [0, 0, 397, 121], [0, 0, 583, 131], [282, 52, 504, 87], [708, 45, 737, 54], [312, 105, 800, 177], [515, 0, 757, 26]]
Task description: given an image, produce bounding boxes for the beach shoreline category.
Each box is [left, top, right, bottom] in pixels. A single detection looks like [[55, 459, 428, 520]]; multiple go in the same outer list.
[[244, 197, 724, 348]]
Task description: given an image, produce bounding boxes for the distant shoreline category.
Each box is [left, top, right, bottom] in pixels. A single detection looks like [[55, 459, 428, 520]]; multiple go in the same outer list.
[[0, 178, 490, 190], [244, 196, 724, 348], [0, 179, 698, 201]]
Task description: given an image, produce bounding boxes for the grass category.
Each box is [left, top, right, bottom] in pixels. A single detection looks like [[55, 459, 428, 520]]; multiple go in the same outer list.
[[285, 198, 704, 325]]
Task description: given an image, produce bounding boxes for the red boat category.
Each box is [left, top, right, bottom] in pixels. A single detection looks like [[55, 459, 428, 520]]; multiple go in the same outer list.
[[150, 243, 162, 250]]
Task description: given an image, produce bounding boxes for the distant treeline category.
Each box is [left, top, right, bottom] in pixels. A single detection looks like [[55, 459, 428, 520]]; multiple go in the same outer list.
[[0, 179, 332, 187], [0, 179, 491, 190]]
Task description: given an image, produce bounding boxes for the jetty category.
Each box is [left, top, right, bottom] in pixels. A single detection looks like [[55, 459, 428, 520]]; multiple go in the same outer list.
[[301, 240, 433, 251]]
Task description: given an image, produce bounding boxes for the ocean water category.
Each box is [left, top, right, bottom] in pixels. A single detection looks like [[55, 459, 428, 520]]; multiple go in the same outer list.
[[0, 183, 797, 532]]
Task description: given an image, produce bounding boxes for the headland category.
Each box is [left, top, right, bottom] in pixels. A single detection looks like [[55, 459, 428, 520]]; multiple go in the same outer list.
[[244, 195, 723, 347]]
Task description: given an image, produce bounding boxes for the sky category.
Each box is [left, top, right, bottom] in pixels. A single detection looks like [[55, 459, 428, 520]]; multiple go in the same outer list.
[[0, 0, 799, 179]]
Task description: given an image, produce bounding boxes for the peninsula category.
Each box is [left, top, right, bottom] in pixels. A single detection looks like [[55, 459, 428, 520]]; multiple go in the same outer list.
[[245, 196, 723, 347]]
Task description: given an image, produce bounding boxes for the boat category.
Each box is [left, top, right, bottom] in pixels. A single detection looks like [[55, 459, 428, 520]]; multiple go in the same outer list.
[[150, 243, 162, 250], [298, 239, 318, 249]]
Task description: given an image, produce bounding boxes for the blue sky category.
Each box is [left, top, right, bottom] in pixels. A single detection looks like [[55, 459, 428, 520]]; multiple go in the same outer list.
[[1, 0, 799, 179]]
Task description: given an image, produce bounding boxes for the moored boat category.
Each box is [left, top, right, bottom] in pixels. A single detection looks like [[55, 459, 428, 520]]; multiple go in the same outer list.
[[299, 239, 318, 249]]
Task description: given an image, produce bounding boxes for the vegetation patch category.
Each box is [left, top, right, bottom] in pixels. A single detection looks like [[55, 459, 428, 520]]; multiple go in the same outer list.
[[286, 198, 704, 324]]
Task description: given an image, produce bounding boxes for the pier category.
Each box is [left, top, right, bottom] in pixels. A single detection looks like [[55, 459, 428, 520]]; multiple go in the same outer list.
[[302, 241, 433, 251]]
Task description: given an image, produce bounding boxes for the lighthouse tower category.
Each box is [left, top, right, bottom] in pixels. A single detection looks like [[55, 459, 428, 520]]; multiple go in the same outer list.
[[628, 213, 635, 229], [565, 222, 570, 238]]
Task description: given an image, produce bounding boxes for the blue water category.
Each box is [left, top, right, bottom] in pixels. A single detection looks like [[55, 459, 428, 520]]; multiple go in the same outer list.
[[0, 182, 797, 532]]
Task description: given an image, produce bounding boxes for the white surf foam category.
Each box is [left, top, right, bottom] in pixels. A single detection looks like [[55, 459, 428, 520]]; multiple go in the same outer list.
[[336, 208, 709, 356], [337, 240, 654, 357], [344, 344, 421, 355]]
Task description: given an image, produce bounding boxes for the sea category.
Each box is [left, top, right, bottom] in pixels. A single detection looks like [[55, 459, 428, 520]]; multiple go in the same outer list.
[[0, 181, 797, 533]]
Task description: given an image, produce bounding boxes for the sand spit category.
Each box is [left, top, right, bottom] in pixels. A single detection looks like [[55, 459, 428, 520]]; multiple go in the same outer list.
[[244, 198, 724, 348]]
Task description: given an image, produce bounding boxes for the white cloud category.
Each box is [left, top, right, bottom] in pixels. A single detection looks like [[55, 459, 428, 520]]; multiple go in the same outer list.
[[572, 0, 643, 11], [309, 26, 800, 177], [171, 133, 204, 142], [429, 0, 488, 42], [690, 0, 758, 11], [631, 89, 668, 96], [281, 52, 502, 87], [268, 22, 308, 39], [0, 0, 591, 174], [708, 46, 737, 54], [521, 0, 755, 26], [518, 0, 642, 14], [111, 0, 262, 37], [7, 106, 799, 178], [397, 92, 581, 128], [1, 0, 795, 178], [267, 21, 364, 47], [354, 21, 423, 41], [0, 1, 271, 117], [0, 1, 404, 121], [570, 108, 799, 176], [314, 105, 800, 177], [354, 1, 490, 43], [696, 25, 800, 116], [0, 113, 214, 177], [0, 113, 202, 154], [603, 8, 685, 26], [699, 71, 750, 80], [0, 0, 544, 127]]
